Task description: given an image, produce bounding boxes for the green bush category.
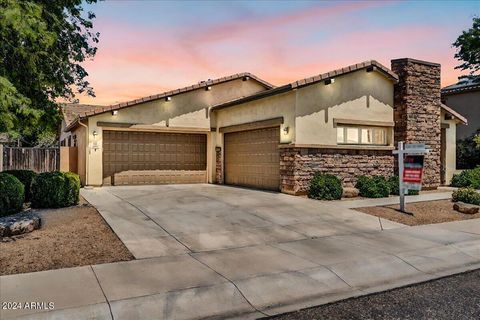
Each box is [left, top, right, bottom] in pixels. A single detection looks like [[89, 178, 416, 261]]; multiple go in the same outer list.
[[0, 173, 25, 216], [452, 188, 480, 205], [451, 167, 480, 189], [64, 172, 80, 206], [355, 175, 390, 198], [3, 170, 37, 202], [308, 173, 343, 200], [31, 171, 80, 208], [388, 176, 400, 195]]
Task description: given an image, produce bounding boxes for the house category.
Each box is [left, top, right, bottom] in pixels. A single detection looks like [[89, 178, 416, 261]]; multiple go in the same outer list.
[[61, 58, 466, 193], [441, 75, 479, 141]]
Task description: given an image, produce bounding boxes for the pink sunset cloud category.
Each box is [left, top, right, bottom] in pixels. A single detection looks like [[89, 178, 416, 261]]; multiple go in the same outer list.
[[78, 2, 469, 105]]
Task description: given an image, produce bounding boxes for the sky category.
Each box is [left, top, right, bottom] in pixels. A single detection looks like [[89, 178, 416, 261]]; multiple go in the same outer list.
[[78, 0, 479, 105]]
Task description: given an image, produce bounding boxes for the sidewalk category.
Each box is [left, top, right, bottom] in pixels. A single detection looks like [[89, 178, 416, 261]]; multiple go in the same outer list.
[[334, 191, 452, 208], [1, 218, 479, 320]]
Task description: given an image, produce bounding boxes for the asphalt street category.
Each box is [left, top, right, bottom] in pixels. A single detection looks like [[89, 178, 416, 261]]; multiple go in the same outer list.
[[269, 269, 480, 320]]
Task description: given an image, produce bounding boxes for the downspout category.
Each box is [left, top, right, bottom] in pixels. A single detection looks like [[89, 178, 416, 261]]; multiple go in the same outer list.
[[78, 120, 89, 186]]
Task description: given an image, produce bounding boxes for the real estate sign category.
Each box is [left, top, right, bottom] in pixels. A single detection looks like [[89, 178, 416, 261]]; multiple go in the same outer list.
[[393, 142, 428, 212]]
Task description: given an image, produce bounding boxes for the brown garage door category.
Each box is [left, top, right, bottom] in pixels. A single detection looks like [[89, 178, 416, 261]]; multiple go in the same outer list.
[[103, 130, 206, 185], [224, 126, 280, 191]]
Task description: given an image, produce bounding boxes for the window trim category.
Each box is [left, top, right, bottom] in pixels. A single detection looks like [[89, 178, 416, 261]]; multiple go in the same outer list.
[[336, 125, 388, 146]]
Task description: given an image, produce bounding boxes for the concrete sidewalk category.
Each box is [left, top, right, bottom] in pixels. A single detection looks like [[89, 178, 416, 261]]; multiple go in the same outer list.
[[1, 186, 479, 320], [335, 191, 452, 208]]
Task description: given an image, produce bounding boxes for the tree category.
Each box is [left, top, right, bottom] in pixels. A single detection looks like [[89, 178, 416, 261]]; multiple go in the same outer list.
[[453, 16, 480, 74], [0, 0, 99, 146]]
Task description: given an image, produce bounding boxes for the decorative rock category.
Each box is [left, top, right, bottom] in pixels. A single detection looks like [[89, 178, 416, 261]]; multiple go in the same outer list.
[[453, 202, 479, 215], [343, 187, 360, 198], [0, 211, 41, 237]]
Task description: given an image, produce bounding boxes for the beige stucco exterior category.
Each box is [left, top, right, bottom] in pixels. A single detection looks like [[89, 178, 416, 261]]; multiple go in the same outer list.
[[77, 78, 267, 185], [213, 69, 395, 148], [441, 109, 461, 185]]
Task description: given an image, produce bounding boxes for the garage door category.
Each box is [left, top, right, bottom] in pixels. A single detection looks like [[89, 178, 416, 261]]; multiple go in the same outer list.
[[224, 126, 280, 191], [103, 130, 206, 185]]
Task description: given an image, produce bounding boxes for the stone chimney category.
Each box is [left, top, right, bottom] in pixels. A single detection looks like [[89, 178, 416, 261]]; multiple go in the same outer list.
[[391, 58, 441, 189]]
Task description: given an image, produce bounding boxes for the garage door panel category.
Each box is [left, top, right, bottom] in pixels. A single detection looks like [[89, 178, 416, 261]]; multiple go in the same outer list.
[[224, 126, 280, 191], [103, 130, 206, 185]]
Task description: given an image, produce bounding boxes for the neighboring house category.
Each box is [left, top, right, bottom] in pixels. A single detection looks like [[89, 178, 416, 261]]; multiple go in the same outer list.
[[441, 75, 479, 140], [62, 58, 466, 193]]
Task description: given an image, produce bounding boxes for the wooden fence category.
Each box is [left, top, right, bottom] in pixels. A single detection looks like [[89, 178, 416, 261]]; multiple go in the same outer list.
[[0, 145, 60, 173]]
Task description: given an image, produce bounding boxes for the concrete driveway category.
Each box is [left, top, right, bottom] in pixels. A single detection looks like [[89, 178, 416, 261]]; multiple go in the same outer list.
[[2, 184, 480, 320]]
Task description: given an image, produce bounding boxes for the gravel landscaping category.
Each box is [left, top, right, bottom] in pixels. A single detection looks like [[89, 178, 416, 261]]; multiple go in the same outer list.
[[355, 199, 479, 226], [0, 197, 133, 276]]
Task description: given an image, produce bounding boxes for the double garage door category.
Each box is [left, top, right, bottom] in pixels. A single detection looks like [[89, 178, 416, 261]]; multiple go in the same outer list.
[[224, 126, 280, 191], [103, 130, 206, 185]]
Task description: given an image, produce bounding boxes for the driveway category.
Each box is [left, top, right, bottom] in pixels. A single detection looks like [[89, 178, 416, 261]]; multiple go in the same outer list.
[[2, 185, 480, 320]]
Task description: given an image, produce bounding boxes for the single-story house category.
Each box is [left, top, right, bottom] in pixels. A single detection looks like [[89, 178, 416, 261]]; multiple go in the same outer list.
[[61, 58, 467, 194]]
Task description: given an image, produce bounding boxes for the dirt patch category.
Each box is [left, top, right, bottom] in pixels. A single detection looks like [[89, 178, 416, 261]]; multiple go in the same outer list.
[[0, 197, 133, 276], [355, 200, 479, 226]]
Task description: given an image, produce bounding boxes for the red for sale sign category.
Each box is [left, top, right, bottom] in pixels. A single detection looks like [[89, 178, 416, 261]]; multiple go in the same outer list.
[[403, 155, 424, 190]]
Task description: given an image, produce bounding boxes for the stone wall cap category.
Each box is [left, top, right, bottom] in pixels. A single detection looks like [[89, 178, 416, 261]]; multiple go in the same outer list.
[[391, 58, 440, 67]]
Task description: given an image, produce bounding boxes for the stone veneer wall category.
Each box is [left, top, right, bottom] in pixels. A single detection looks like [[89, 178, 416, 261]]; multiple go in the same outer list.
[[280, 147, 394, 195], [391, 58, 441, 189], [215, 147, 223, 184]]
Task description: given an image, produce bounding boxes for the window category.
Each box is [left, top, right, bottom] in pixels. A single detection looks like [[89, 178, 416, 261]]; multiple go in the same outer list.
[[337, 126, 387, 145]]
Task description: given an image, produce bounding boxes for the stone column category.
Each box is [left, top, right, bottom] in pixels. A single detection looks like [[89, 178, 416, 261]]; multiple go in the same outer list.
[[391, 58, 441, 189], [215, 147, 223, 184]]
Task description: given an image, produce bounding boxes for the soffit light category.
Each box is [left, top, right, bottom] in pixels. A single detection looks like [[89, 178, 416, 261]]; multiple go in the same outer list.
[[206, 86, 212, 91], [112, 110, 118, 115], [165, 96, 172, 102], [324, 78, 335, 85], [366, 66, 377, 72]]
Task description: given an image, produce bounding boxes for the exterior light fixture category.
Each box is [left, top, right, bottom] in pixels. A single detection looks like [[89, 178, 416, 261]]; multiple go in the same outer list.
[[206, 86, 212, 91], [112, 110, 118, 115], [324, 78, 335, 85], [366, 66, 377, 72], [92, 130, 98, 137], [242, 76, 250, 81], [165, 96, 172, 101], [283, 126, 289, 134]]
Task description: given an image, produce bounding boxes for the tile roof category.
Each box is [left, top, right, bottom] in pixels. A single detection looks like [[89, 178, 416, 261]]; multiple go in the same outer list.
[[442, 75, 480, 95], [212, 60, 398, 111], [63, 72, 273, 130]]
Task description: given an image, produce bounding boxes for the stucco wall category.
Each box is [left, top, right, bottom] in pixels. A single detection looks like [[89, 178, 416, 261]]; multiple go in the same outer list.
[[441, 110, 458, 185], [83, 78, 267, 185], [443, 90, 480, 140], [295, 71, 395, 145]]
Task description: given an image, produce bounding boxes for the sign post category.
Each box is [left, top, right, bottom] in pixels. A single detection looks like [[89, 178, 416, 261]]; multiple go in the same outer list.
[[393, 142, 428, 213]]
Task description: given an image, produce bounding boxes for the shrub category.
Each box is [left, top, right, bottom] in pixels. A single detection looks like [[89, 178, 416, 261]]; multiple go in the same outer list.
[[31, 172, 80, 208], [452, 188, 480, 205], [355, 175, 390, 198], [0, 173, 25, 216], [456, 130, 480, 169], [451, 167, 480, 189], [3, 170, 37, 202], [64, 172, 80, 206], [308, 173, 343, 200]]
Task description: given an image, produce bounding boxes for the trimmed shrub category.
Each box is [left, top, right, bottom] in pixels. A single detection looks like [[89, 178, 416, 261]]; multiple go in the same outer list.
[[452, 188, 480, 205], [64, 172, 80, 206], [451, 167, 480, 189], [308, 173, 343, 200], [31, 172, 80, 208], [0, 173, 25, 216], [3, 170, 37, 202], [355, 175, 390, 198], [388, 176, 400, 195]]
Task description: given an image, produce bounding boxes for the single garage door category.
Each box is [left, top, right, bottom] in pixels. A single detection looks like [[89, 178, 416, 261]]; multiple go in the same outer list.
[[103, 130, 206, 185], [224, 126, 280, 191]]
